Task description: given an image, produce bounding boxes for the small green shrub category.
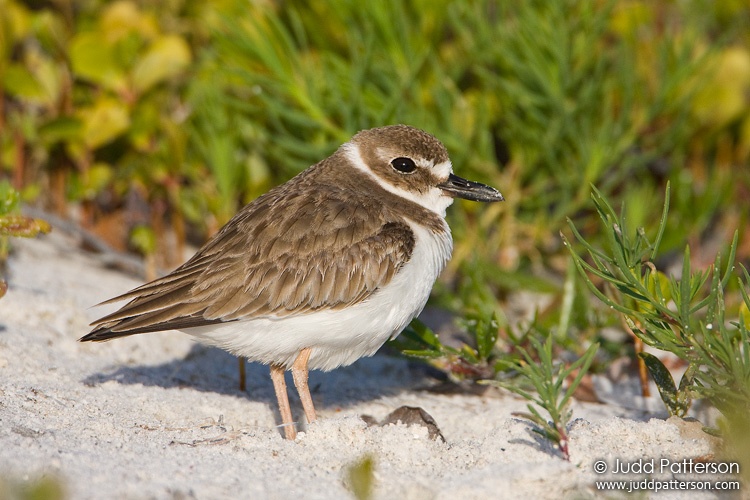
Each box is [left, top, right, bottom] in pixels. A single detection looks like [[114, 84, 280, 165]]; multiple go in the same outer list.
[[0, 180, 50, 298], [565, 184, 750, 420]]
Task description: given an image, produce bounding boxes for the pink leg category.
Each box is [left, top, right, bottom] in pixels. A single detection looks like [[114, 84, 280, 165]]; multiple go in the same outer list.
[[292, 348, 317, 425], [270, 364, 296, 440]]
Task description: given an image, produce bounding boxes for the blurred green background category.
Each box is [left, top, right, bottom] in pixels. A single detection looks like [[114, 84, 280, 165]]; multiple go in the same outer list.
[[1, 0, 749, 351]]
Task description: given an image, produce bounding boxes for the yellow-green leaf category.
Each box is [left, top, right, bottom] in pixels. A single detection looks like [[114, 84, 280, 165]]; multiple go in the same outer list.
[[0, 180, 20, 215], [70, 32, 126, 91], [1, 1, 32, 49], [740, 300, 750, 329], [101, 0, 158, 43], [132, 35, 191, 93], [2, 63, 46, 100], [130, 224, 156, 255], [78, 98, 131, 149], [691, 47, 750, 128], [27, 53, 63, 106], [39, 117, 83, 146], [345, 455, 375, 500], [84, 163, 114, 198], [645, 269, 672, 306], [609, 2, 653, 40]]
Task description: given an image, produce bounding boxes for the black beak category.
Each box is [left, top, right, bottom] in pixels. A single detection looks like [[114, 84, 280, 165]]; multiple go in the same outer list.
[[438, 173, 504, 202]]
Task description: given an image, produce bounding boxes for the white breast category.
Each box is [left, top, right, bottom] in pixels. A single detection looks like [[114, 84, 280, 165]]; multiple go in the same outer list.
[[185, 222, 453, 371]]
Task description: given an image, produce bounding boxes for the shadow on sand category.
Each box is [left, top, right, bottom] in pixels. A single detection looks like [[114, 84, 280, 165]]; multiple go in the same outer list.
[[81, 343, 432, 412]]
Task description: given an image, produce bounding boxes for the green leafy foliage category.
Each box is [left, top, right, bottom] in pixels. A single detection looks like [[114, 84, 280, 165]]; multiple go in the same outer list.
[[0, 0, 201, 259], [565, 184, 750, 426], [565, 184, 750, 480], [0, 181, 50, 239], [2, 0, 748, 272], [393, 316, 501, 381], [487, 335, 599, 461]]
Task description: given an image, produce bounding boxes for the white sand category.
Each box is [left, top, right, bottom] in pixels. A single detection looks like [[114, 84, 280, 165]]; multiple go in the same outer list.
[[0, 231, 735, 499]]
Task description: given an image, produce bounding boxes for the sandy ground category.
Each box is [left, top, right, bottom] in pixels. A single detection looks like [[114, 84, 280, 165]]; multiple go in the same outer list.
[[0, 231, 740, 499]]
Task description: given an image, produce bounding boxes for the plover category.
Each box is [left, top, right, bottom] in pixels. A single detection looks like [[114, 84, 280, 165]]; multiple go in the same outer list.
[[81, 125, 503, 439]]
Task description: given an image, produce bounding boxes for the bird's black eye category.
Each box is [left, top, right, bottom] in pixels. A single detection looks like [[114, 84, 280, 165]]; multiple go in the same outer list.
[[391, 157, 417, 173]]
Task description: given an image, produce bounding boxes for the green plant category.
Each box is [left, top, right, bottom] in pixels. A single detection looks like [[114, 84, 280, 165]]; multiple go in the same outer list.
[[564, 184, 750, 436], [0, 474, 66, 500], [392, 315, 501, 381], [344, 455, 375, 500], [212, 0, 717, 275], [394, 305, 598, 462], [637, 351, 694, 417], [486, 335, 598, 461], [0, 180, 50, 298], [4, 0, 748, 288], [1, 0, 213, 265]]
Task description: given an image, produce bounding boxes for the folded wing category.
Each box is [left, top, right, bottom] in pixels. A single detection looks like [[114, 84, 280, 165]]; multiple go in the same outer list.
[[82, 188, 415, 341]]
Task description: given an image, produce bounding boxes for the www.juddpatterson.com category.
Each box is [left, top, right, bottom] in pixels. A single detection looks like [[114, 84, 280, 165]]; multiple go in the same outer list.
[[592, 459, 741, 493], [595, 478, 740, 493]]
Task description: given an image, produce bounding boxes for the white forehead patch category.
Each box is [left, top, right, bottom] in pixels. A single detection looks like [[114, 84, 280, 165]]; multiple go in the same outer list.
[[342, 142, 454, 217]]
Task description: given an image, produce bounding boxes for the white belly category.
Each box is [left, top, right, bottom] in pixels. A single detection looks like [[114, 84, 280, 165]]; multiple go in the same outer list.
[[184, 223, 453, 371]]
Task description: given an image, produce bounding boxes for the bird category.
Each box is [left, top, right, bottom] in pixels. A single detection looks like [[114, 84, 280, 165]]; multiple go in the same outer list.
[[81, 125, 504, 440]]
